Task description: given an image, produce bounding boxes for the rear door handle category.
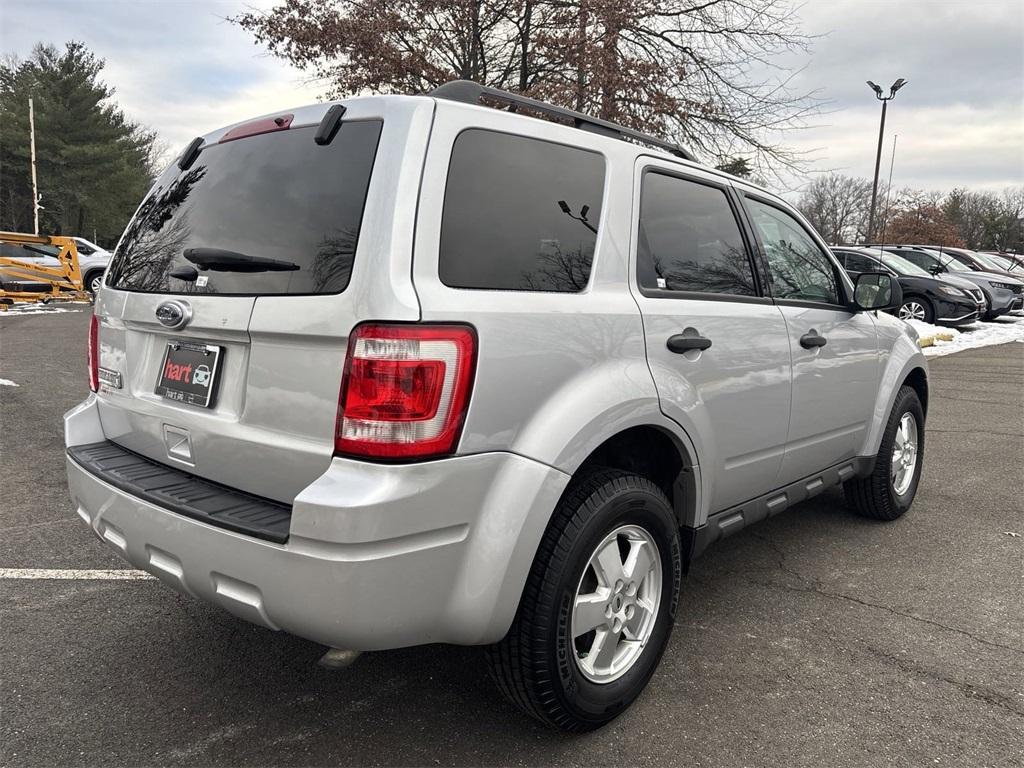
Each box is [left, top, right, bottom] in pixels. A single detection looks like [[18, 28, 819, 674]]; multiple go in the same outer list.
[[799, 330, 827, 349], [667, 333, 712, 353]]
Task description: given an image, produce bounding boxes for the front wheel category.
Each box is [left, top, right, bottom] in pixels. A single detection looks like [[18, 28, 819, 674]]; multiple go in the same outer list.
[[486, 468, 681, 731], [844, 385, 925, 520], [898, 296, 933, 323]]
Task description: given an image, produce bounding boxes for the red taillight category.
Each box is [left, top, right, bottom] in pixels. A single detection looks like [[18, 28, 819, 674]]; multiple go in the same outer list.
[[87, 314, 99, 392], [335, 324, 477, 460]]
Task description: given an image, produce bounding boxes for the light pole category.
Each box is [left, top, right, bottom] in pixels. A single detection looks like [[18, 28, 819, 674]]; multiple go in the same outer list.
[[865, 78, 906, 243]]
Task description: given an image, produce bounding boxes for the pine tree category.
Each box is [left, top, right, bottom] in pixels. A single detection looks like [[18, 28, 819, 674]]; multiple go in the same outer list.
[[0, 42, 158, 245]]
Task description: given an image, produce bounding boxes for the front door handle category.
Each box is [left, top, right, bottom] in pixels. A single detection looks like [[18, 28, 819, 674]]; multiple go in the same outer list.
[[667, 333, 712, 353], [799, 330, 827, 349]]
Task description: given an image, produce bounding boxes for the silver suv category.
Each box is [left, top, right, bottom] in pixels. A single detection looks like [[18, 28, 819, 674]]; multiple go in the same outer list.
[[65, 82, 928, 731]]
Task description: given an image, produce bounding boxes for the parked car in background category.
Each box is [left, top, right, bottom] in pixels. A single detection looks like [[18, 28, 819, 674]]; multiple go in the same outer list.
[[874, 246, 1024, 320], [0, 237, 110, 295], [914, 245, 1024, 283], [65, 83, 929, 731], [70, 237, 112, 294], [979, 251, 1024, 277], [832, 246, 983, 325]]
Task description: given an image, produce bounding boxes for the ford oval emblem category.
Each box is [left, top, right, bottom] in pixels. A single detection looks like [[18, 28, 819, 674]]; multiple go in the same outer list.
[[155, 300, 191, 330]]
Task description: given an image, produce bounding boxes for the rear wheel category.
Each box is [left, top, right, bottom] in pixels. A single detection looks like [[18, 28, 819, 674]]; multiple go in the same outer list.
[[845, 385, 924, 521], [85, 271, 104, 295], [486, 468, 681, 731], [898, 296, 933, 323]]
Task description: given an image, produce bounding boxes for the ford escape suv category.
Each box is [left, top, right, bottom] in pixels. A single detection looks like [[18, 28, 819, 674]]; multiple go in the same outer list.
[[66, 82, 928, 731]]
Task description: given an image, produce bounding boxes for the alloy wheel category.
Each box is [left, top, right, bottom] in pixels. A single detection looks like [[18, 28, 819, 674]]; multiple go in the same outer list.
[[571, 524, 662, 684], [891, 412, 919, 495], [899, 301, 926, 321]]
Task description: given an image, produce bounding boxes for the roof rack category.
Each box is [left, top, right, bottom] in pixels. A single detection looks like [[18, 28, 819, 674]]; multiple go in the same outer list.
[[429, 80, 697, 162]]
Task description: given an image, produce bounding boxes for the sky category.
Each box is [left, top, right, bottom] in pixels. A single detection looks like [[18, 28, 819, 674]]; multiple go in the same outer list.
[[1, 0, 1022, 196]]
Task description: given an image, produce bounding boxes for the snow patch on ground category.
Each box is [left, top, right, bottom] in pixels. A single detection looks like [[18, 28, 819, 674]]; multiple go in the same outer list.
[[906, 314, 1024, 358], [0, 378, 19, 387], [0, 303, 84, 317]]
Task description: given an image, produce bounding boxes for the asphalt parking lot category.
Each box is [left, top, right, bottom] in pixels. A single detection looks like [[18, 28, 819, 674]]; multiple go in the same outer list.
[[1, 307, 1022, 767]]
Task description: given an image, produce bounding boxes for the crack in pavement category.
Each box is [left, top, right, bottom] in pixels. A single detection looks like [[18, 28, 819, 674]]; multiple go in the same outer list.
[[747, 533, 1024, 658], [926, 428, 1024, 438], [858, 641, 1024, 719]]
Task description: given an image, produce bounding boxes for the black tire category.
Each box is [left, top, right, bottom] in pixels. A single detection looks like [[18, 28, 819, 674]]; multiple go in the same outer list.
[[899, 295, 934, 323], [844, 385, 925, 521], [485, 468, 681, 731]]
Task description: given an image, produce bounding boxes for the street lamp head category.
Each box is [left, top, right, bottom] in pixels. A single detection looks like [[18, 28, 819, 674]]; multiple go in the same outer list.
[[866, 80, 884, 99], [890, 78, 907, 96], [557, 200, 571, 214]]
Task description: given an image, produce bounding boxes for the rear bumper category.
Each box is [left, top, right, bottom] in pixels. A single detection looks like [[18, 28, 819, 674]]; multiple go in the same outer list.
[[65, 396, 569, 650]]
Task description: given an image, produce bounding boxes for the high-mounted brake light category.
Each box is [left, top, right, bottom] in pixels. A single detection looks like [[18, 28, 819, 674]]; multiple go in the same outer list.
[[219, 114, 294, 144], [88, 314, 99, 392], [335, 324, 477, 460]]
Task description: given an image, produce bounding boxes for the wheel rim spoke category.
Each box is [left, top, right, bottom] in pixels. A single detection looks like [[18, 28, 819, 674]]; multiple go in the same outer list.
[[572, 590, 609, 637], [590, 628, 621, 669], [623, 539, 654, 583], [593, 539, 625, 587]]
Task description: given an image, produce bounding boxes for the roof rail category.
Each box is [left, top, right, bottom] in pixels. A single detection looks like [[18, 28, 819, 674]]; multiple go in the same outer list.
[[429, 80, 697, 162]]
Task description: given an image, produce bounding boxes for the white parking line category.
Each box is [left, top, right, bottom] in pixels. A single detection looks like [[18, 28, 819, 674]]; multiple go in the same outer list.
[[0, 568, 154, 580]]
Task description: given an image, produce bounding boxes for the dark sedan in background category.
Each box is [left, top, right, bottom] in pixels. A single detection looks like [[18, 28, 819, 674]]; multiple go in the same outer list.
[[832, 246, 984, 325]]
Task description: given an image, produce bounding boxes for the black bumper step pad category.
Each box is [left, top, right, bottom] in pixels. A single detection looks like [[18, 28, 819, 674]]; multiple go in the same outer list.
[[68, 440, 292, 543]]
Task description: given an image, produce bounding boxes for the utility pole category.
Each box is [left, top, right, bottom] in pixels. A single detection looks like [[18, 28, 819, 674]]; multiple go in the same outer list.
[[879, 134, 898, 244], [865, 78, 907, 243], [29, 97, 40, 235]]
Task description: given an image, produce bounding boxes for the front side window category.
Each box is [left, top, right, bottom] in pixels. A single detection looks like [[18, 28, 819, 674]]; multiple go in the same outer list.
[[439, 130, 605, 292], [746, 198, 841, 304], [637, 173, 757, 296]]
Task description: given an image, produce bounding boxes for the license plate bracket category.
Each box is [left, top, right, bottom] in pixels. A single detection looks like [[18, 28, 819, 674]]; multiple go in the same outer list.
[[155, 340, 222, 408]]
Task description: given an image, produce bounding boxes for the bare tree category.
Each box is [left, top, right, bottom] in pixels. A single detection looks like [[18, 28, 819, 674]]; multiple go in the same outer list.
[[233, 0, 819, 173], [797, 173, 873, 245]]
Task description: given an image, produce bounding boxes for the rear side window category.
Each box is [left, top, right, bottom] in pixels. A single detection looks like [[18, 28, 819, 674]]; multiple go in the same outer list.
[[107, 121, 382, 295], [637, 172, 757, 296], [842, 251, 878, 272], [439, 130, 605, 292]]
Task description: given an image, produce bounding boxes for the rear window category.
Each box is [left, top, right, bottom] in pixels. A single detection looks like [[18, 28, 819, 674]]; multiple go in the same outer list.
[[107, 121, 382, 295], [439, 129, 605, 292]]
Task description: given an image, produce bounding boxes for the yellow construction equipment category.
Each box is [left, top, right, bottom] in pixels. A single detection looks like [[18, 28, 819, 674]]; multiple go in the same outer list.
[[0, 231, 90, 309]]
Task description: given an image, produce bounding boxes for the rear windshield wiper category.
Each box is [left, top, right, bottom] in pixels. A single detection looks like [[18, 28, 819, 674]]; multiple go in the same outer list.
[[183, 248, 300, 273]]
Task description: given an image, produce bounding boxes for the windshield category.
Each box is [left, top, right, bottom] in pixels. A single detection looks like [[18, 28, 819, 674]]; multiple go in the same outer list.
[[971, 251, 1009, 272], [107, 121, 382, 295], [927, 250, 969, 271], [986, 253, 1024, 272], [879, 252, 931, 277]]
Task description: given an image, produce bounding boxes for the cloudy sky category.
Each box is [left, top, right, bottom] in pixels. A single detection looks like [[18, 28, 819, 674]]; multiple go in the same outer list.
[[2, 0, 1022, 195]]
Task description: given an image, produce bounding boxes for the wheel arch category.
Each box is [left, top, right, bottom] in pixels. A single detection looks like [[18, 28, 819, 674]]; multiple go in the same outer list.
[[572, 424, 700, 530], [860, 329, 929, 458]]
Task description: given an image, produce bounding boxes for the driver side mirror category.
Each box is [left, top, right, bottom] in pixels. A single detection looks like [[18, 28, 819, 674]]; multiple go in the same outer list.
[[853, 271, 902, 312]]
